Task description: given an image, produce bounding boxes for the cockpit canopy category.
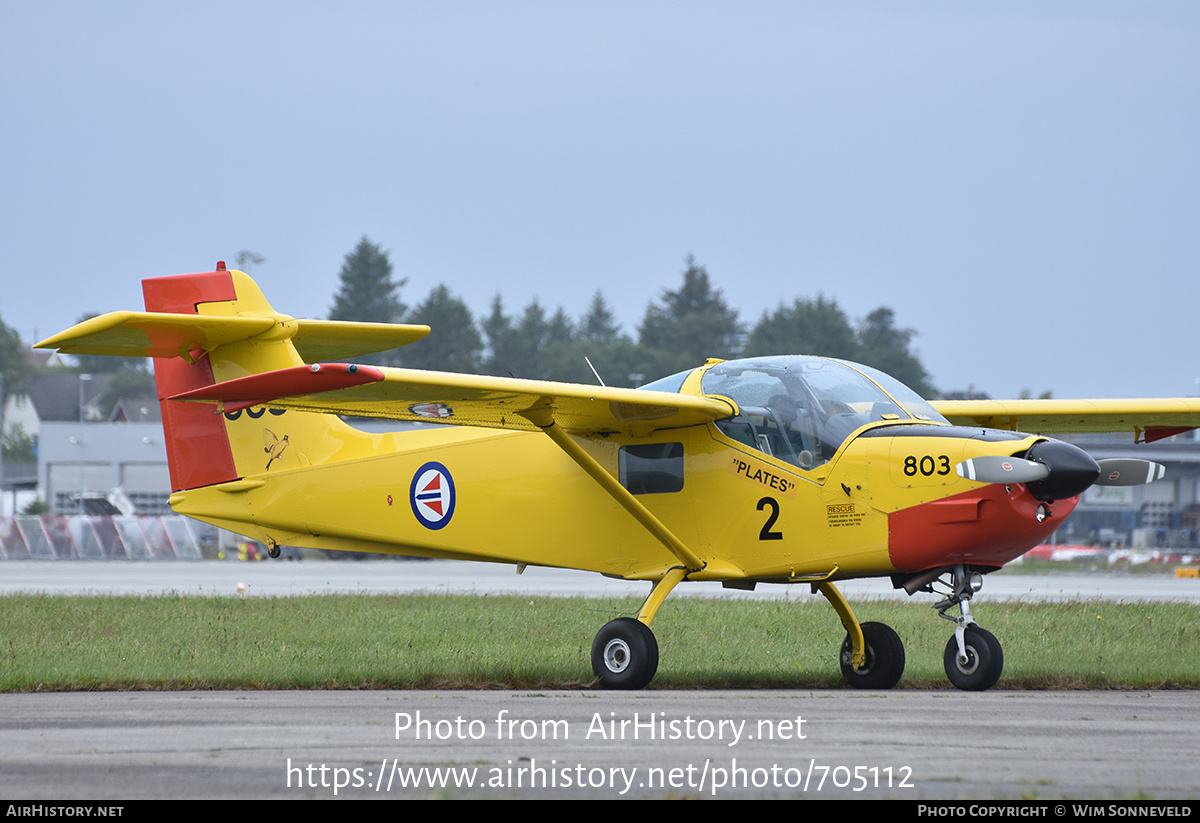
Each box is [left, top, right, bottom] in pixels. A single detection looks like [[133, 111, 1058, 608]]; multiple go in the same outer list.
[[646, 356, 947, 471]]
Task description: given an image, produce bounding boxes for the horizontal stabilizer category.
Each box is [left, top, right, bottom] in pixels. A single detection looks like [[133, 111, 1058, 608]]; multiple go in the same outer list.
[[36, 312, 431, 363], [35, 311, 274, 359], [291, 319, 430, 361]]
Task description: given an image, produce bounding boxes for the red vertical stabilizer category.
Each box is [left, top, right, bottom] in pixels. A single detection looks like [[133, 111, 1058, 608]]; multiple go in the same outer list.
[[143, 271, 240, 491]]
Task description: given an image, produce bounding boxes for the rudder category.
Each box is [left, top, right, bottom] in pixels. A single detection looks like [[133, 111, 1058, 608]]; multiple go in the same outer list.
[[142, 266, 264, 491]]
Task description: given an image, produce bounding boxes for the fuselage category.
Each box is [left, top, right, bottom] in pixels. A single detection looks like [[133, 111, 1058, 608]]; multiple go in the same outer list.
[[171, 360, 1075, 584]]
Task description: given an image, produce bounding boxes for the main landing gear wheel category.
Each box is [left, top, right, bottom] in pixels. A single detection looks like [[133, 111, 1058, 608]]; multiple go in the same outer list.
[[840, 621, 905, 690], [592, 618, 659, 690], [944, 626, 1004, 691]]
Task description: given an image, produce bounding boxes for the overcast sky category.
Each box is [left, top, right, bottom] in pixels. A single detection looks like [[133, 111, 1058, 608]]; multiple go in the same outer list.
[[3, 2, 1197, 399]]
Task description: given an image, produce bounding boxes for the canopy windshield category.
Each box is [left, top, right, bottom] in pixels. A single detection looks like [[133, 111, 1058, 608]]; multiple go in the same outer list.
[[700, 356, 945, 470]]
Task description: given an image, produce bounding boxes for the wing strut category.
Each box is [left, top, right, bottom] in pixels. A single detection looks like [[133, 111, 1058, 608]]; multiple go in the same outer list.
[[519, 401, 706, 573]]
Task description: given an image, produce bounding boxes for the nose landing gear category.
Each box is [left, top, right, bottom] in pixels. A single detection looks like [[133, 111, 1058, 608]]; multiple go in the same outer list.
[[934, 565, 1004, 691]]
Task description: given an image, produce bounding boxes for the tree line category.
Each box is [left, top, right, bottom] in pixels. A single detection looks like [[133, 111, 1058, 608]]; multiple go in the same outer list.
[[0, 235, 938, 428], [329, 237, 938, 396]]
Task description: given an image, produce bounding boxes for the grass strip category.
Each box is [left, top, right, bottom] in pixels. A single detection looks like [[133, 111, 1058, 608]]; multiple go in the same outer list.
[[1, 593, 1197, 691]]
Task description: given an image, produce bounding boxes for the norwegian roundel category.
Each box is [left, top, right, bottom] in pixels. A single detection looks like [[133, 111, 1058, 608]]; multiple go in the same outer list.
[[410, 461, 456, 530]]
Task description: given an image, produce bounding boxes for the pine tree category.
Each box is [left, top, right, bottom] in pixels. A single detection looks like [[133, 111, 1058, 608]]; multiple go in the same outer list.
[[742, 295, 857, 359], [578, 292, 620, 346], [855, 307, 937, 397], [328, 237, 406, 324], [402, 285, 483, 373], [638, 255, 741, 378], [482, 295, 517, 376]]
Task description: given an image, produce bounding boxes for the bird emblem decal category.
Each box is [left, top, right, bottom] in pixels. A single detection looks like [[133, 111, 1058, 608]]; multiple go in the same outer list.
[[263, 428, 290, 469]]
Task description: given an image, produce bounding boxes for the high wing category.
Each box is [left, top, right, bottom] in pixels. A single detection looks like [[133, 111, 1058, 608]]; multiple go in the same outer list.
[[173, 363, 737, 436], [932, 398, 1200, 443]]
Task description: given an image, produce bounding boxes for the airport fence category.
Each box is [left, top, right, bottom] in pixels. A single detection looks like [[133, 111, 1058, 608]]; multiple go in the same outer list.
[[0, 515, 224, 560]]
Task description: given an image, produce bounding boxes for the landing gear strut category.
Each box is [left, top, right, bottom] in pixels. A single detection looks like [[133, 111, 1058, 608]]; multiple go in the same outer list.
[[934, 565, 1004, 691]]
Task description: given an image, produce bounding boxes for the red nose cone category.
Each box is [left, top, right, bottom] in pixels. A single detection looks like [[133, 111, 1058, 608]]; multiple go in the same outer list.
[[889, 483, 1080, 572]]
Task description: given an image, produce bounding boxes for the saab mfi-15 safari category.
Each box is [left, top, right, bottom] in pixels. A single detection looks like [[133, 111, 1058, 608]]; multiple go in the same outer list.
[[38, 264, 1200, 690]]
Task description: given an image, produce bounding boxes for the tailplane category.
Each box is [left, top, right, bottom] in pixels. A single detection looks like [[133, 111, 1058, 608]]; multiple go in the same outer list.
[[36, 262, 429, 492]]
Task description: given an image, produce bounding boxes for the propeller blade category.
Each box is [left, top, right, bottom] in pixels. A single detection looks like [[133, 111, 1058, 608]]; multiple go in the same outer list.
[[956, 456, 1050, 484], [1094, 458, 1166, 486]]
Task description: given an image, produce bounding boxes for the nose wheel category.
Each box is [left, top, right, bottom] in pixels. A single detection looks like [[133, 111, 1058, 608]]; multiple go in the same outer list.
[[944, 625, 1004, 691]]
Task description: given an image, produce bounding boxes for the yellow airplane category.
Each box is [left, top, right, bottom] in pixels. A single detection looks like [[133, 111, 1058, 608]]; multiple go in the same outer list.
[[37, 264, 1200, 691]]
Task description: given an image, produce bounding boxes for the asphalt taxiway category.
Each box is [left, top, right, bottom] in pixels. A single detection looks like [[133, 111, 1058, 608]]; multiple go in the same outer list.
[[3, 690, 1197, 800]]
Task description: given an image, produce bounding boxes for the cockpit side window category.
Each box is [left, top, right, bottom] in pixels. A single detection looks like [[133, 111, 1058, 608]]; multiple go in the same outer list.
[[619, 443, 684, 494]]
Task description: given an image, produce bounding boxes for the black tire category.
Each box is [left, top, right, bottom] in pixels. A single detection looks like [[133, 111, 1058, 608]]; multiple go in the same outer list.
[[944, 626, 1004, 691], [591, 618, 659, 690], [840, 621, 905, 689]]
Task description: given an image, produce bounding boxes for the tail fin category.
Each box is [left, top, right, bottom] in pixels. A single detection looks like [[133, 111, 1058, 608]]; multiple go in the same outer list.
[[37, 263, 429, 492], [142, 268, 270, 491]]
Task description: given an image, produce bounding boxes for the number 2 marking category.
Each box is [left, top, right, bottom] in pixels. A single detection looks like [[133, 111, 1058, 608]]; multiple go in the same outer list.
[[757, 496, 783, 541]]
